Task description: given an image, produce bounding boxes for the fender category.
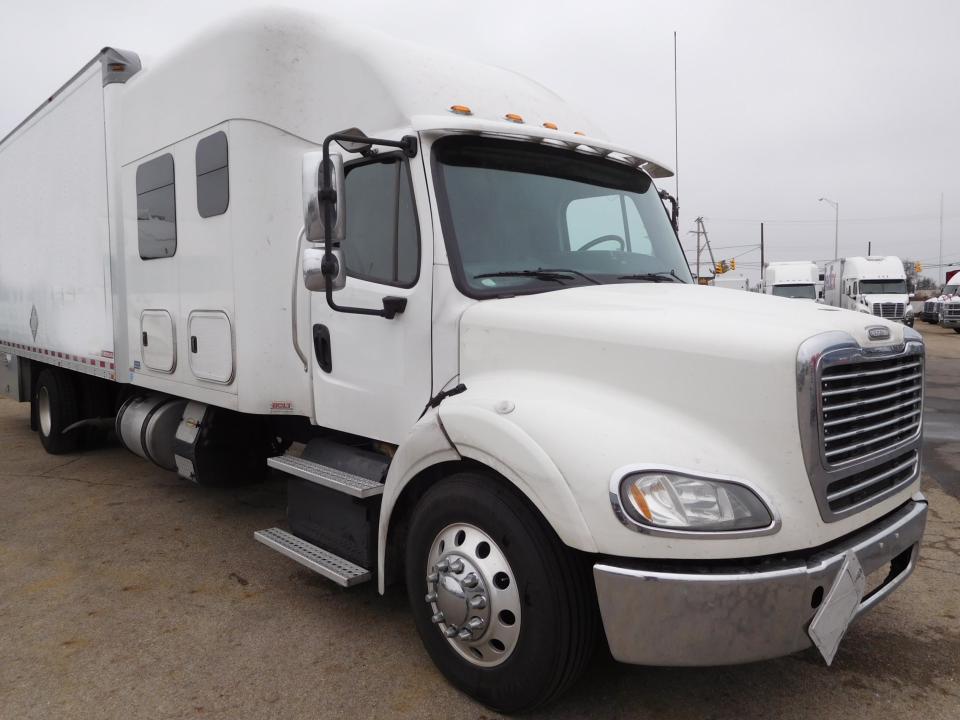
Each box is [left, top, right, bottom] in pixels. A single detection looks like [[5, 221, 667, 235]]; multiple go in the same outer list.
[[437, 399, 598, 552], [377, 409, 460, 593], [377, 400, 599, 593]]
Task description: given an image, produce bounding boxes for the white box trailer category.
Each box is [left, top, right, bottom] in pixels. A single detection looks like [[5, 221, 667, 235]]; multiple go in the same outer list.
[[824, 256, 914, 326], [762, 261, 819, 300], [0, 11, 929, 712]]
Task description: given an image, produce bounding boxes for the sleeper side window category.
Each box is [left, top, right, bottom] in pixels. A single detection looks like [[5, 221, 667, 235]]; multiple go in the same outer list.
[[196, 131, 229, 218], [343, 158, 419, 287], [136, 154, 177, 260]]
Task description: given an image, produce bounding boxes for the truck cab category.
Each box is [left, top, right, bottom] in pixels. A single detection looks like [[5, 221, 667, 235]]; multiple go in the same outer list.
[[762, 261, 820, 300], [937, 272, 960, 332], [824, 256, 914, 326]]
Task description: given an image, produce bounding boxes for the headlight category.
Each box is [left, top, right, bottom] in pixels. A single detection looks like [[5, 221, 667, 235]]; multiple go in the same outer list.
[[617, 471, 773, 532], [905, 306, 914, 317]]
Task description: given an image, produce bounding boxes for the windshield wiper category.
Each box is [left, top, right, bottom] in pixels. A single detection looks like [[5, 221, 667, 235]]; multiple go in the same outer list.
[[617, 270, 685, 283], [473, 268, 601, 285]]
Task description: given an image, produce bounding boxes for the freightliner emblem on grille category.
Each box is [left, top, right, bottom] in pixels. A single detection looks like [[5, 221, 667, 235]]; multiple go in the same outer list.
[[866, 326, 891, 341]]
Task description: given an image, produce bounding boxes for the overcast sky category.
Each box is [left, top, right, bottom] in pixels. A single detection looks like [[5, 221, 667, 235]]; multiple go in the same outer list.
[[3, 0, 958, 284]]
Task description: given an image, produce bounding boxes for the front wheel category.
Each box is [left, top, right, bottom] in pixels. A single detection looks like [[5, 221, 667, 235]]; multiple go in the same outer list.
[[954, 328, 960, 334], [405, 472, 597, 713]]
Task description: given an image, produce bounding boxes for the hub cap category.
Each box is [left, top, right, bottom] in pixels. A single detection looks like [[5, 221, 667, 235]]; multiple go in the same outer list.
[[425, 523, 521, 667], [38, 386, 52, 437]]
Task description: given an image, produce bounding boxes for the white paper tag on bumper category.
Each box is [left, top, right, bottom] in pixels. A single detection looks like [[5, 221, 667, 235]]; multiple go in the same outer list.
[[808, 551, 866, 665]]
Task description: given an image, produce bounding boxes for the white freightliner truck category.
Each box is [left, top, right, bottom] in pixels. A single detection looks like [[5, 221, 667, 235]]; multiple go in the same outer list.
[[0, 12, 929, 712], [935, 270, 960, 332], [824, 256, 915, 327], [763, 261, 820, 300]]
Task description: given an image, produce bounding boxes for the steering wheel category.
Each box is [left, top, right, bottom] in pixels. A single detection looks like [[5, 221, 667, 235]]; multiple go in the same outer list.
[[576, 234, 625, 251]]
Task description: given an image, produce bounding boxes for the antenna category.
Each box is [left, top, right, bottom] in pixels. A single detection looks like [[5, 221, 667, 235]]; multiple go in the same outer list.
[[673, 31, 679, 212]]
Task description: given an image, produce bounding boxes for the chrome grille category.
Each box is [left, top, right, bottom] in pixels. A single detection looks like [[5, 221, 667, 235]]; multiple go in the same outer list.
[[825, 450, 918, 514], [923, 300, 936, 313], [944, 303, 960, 318], [821, 354, 923, 465], [872, 302, 904, 319], [797, 331, 924, 522]]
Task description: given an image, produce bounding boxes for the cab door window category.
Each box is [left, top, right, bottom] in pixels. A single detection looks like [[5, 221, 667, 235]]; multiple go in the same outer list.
[[343, 157, 419, 287]]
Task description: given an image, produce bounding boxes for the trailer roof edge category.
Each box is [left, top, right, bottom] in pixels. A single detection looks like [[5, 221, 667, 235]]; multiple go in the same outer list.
[[0, 47, 141, 150]]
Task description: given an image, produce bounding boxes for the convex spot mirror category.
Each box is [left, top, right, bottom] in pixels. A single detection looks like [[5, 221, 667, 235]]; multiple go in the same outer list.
[[334, 127, 373, 155], [302, 151, 345, 244], [303, 247, 346, 292]]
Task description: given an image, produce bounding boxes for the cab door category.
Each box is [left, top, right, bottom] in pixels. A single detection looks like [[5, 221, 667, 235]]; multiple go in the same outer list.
[[309, 153, 432, 444]]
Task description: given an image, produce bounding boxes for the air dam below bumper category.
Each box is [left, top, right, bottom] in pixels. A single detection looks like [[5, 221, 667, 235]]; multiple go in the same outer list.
[[593, 498, 927, 666]]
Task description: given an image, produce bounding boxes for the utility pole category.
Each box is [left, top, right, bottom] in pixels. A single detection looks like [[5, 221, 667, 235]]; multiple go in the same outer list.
[[695, 222, 701, 280], [939, 192, 944, 286], [760, 223, 765, 284]]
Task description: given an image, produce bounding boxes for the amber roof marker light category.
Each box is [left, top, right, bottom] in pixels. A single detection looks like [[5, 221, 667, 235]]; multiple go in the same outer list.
[[542, 122, 558, 130], [504, 113, 524, 123], [449, 105, 473, 115]]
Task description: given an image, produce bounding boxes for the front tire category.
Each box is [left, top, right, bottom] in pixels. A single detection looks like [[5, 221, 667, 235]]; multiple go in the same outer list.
[[405, 471, 597, 713], [33, 368, 81, 455]]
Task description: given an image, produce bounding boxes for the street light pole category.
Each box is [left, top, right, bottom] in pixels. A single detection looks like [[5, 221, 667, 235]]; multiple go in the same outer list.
[[819, 197, 839, 259]]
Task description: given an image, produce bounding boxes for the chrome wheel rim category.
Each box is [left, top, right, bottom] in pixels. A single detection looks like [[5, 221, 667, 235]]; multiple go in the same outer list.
[[38, 386, 52, 437], [425, 523, 521, 667]]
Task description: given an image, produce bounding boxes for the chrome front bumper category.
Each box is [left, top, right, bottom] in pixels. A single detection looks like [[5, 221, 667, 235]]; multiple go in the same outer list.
[[940, 316, 960, 328], [593, 498, 927, 666]]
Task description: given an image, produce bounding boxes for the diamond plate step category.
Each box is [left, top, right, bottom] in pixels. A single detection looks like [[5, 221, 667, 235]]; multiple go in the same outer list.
[[267, 454, 384, 498], [254, 528, 371, 587]]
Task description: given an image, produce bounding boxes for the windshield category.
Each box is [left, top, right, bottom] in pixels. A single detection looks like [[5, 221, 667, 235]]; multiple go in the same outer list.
[[860, 279, 907, 294], [432, 136, 692, 296], [772, 284, 816, 299], [943, 283, 959, 295]]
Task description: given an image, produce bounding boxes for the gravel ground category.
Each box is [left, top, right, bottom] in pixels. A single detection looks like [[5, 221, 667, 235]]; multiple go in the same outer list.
[[1, 323, 958, 719]]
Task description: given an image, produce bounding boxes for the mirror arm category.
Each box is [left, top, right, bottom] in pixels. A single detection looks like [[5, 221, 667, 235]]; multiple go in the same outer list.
[[318, 132, 417, 320], [658, 188, 679, 233]]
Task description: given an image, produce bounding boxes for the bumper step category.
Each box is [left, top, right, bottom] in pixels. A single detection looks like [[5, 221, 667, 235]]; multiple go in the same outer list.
[[267, 454, 384, 498], [254, 527, 371, 587]]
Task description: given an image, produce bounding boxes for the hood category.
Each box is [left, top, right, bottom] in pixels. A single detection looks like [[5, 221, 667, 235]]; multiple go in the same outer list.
[[459, 283, 906, 363]]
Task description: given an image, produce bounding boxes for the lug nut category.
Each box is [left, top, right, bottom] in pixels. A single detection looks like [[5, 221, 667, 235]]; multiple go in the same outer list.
[[469, 595, 487, 609], [445, 626, 458, 638], [436, 560, 450, 572], [425, 592, 438, 603], [431, 612, 445, 624], [462, 573, 479, 588], [449, 559, 465, 574], [458, 628, 473, 641], [467, 617, 485, 631], [427, 572, 439, 583]]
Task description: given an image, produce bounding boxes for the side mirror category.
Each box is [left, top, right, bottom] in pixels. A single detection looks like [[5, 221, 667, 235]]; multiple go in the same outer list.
[[302, 151, 346, 244], [303, 247, 346, 292]]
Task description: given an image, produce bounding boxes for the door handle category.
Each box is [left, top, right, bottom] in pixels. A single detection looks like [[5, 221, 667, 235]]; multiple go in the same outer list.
[[313, 324, 332, 373], [190, 336, 198, 353], [142, 331, 148, 347]]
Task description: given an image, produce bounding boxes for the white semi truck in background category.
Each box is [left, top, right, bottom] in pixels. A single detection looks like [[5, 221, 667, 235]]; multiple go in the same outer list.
[[763, 261, 820, 300], [936, 269, 960, 332], [0, 12, 929, 712], [824, 256, 915, 327]]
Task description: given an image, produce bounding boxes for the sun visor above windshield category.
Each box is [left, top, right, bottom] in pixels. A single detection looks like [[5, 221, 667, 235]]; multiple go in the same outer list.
[[412, 115, 674, 179]]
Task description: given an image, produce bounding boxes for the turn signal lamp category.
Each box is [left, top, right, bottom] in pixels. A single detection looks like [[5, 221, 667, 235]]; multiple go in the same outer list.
[[505, 113, 524, 123], [449, 105, 473, 115], [542, 122, 558, 130]]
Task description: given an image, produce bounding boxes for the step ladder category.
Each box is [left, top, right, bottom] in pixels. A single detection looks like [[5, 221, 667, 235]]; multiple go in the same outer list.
[[254, 527, 371, 587], [267, 454, 384, 498], [255, 453, 383, 587]]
